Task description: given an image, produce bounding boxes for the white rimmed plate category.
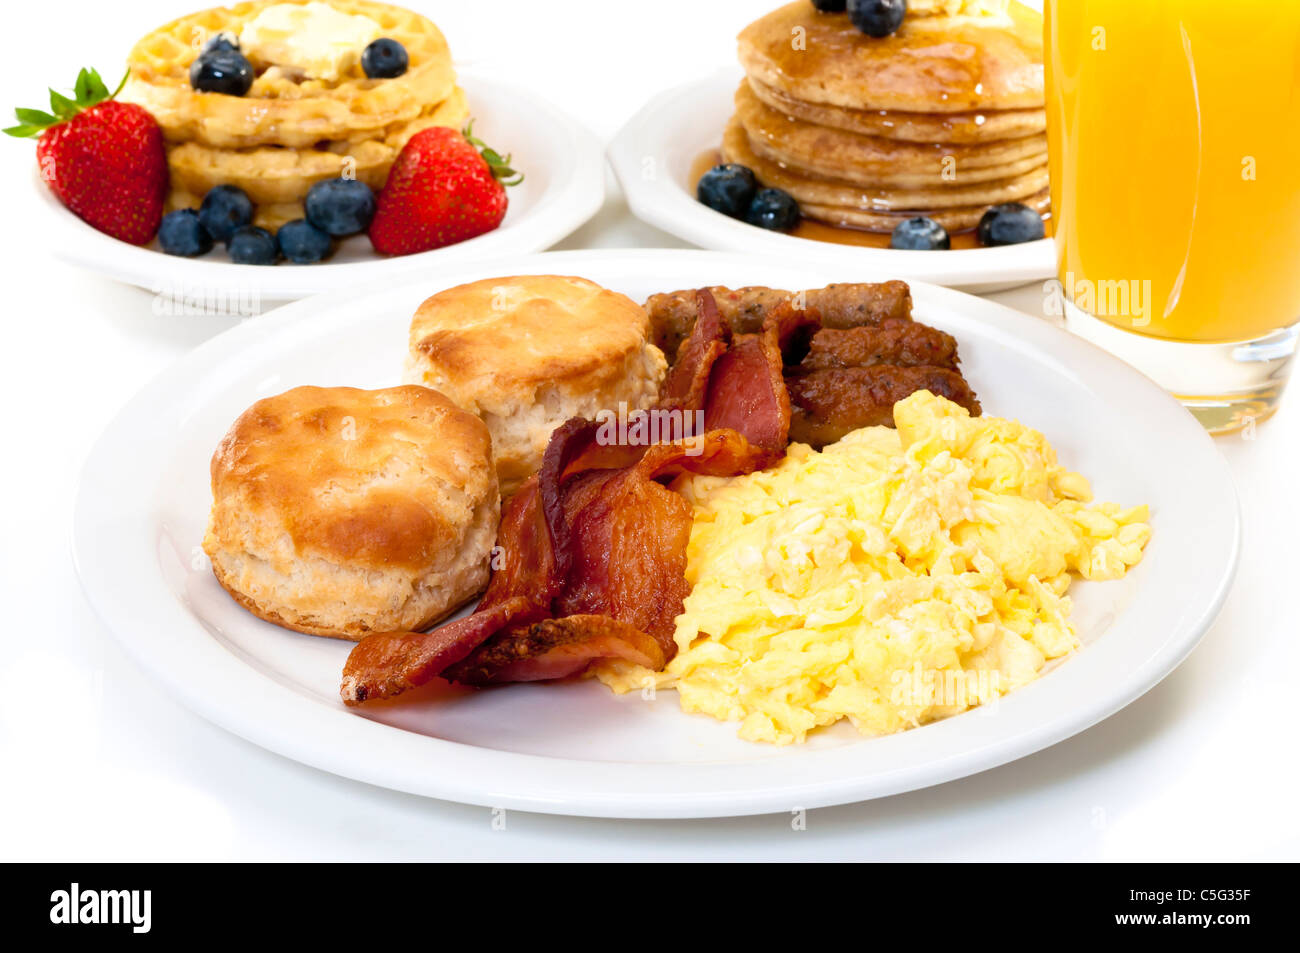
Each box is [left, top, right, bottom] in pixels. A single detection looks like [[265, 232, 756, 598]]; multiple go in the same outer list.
[[608, 68, 1056, 294], [73, 248, 1238, 818], [35, 73, 604, 305]]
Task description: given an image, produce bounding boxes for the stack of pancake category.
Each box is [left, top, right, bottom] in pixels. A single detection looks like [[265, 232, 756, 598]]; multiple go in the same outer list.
[[727, 0, 1049, 234], [121, 0, 467, 230]]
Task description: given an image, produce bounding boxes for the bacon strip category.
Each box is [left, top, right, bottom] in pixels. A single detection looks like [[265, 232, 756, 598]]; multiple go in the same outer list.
[[443, 616, 668, 685], [340, 597, 544, 705]]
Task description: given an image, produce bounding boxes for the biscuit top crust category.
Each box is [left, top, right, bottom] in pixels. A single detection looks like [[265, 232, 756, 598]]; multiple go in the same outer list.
[[409, 275, 655, 407], [737, 1, 1043, 114], [209, 385, 495, 571]]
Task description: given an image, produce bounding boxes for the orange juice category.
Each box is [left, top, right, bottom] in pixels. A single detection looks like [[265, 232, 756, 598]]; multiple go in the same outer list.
[[1046, 0, 1300, 343]]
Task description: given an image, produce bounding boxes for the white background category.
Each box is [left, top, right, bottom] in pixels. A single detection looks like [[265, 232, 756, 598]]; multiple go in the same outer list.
[[1, 0, 1296, 861]]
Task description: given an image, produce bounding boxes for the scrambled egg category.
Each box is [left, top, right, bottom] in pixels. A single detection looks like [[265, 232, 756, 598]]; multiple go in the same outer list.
[[595, 392, 1150, 745]]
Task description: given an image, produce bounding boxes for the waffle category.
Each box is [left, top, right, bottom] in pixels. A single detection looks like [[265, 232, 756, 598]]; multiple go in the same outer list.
[[121, 0, 456, 149], [166, 86, 467, 207]]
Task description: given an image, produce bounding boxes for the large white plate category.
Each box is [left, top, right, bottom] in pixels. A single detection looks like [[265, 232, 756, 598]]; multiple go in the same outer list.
[[608, 68, 1056, 294], [73, 249, 1239, 819], [35, 73, 604, 305]]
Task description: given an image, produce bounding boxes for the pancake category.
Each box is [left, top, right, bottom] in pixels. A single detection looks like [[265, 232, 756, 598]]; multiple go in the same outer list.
[[802, 187, 1050, 233], [746, 78, 1045, 144], [737, 1, 1043, 114], [735, 82, 1046, 187], [721, 115, 1049, 212]]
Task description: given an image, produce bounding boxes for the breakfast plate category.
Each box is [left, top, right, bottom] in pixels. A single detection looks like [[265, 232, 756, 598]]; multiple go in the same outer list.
[[34, 72, 604, 305], [609, 68, 1056, 295], [73, 248, 1238, 818]]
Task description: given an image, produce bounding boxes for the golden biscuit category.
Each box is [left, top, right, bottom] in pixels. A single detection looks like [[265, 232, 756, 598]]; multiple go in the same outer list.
[[203, 385, 498, 640], [404, 276, 667, 496]]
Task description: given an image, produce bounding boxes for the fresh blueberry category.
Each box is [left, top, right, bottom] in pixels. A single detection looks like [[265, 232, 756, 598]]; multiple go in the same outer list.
[[697, 164, 759, 218], [201, 32, 240, 55], [361, 38, 409, 79], [190, 50, 254, 96], [745, 188, 801, 231], [810, 0, 847, 10], [304, 178, 376, 237], [976, 202, 1046, 246], [157, 209, 214, 257], [198, 185, 254, 244], [276, 219, 333, 264], [848, 0, 907, 37], [228, 226, 278, 265], [890, 216, 950, 250]]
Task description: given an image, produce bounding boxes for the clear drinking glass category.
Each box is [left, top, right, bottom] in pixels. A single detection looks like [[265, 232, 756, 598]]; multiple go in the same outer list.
[[1044, 0, 1300, 434]]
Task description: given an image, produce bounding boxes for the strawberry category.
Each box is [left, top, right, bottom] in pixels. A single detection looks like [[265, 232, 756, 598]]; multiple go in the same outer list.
[[369, 122, 522, 256], [6, 68, 168, 245]]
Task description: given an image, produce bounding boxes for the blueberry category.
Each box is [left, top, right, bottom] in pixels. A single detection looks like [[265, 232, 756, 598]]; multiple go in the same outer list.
[[276, 219, 333, 264], [890, 216, 950, 250], [810, 0, 847, 10], [361, 38, 409, 79], [697, 164, 759, 218], [198, 185, 254, 244], [976, 202, 1046, 246], [745, 188, 801, 231], [189, 49, 254, 96], [848, 0, 907, 37], [201, 32, 240, 55], [304, 178, 376, 236], [157, 209, 214, 257], [228, 226, 278, 265]]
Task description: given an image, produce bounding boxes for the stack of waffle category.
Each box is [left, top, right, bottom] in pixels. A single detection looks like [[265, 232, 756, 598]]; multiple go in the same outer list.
[[727, 0, 1049, 234], [120, 0, 466, 230]]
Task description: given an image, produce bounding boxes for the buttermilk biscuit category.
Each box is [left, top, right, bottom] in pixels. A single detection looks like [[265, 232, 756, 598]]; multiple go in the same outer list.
[[404, 276, 668, 496], [203, 385, 498, 640]]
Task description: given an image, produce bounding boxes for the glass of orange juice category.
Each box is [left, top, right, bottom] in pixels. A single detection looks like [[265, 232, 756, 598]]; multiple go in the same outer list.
[[1044, 0, 1300, 433]]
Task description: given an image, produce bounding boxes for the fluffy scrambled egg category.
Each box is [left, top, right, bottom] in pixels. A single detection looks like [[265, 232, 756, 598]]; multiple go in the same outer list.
[[595, 391, 1150, 745]]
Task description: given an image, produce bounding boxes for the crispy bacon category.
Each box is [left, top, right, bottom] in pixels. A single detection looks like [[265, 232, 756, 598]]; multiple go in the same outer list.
[[340, 597, 545, 705], [341, 290, 798, 705], [444, 616, 668, 685]]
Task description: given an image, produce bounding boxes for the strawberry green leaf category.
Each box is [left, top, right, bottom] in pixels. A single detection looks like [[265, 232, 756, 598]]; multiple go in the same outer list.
[[86, 70, 110, 103], [461, 119, 524, 187], [7, 67, 131, 137], [15, 108, 57, 126], [49, 89, 78, 119]]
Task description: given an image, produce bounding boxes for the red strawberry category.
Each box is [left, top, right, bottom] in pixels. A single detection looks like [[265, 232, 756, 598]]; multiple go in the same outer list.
[[369, 122, 522, 256], [7, 68, 168, 245]]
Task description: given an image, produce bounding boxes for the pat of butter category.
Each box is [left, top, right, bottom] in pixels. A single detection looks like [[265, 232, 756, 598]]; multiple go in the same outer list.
[[239, 2, 382, 82], [909, 0, 1012, 19]]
